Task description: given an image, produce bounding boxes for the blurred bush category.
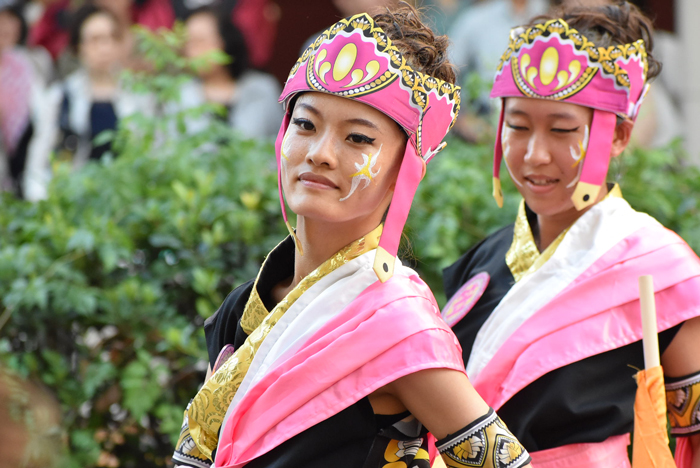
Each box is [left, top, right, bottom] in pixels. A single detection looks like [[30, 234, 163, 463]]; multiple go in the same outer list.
[[1, 25, 699, 468]]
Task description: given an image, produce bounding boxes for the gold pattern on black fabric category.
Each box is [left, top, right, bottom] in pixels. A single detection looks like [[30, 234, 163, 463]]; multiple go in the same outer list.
[[437, 409, 530, 468], [505, 185, 622, 282], [666, 371, 700, 436]]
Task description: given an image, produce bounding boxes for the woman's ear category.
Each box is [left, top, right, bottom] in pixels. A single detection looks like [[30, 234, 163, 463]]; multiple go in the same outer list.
[[610, 119, 634, 158]]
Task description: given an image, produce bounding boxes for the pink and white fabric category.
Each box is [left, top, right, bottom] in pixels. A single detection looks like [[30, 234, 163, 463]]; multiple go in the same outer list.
[[275, 13, 461, 282], [490, 19, 649, 210], [0, 50, 33, 155], [463, 198, 700, 467], [213, 252, 465, 468]]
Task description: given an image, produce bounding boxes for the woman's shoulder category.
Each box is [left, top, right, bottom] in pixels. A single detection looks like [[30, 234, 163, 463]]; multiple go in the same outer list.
[[203, 279, 256, 366], [443, 223, 515, 298]]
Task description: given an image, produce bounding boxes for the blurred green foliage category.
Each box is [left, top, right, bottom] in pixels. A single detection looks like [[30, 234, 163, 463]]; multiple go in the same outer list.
[[1, 25, 699, 468]]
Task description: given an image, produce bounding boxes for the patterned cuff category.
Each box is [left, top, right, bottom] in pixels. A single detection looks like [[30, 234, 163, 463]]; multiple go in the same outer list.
[[667, 370, 700, 436], [172, 399, 213, 468], [437, 408, 531, 468]]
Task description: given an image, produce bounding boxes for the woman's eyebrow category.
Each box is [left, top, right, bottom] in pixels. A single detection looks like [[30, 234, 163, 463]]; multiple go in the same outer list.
[[505, 109, 578, 120], [548, 112, 578, 120], [346, 118, 379, 130], [296, 103, 321, 116]]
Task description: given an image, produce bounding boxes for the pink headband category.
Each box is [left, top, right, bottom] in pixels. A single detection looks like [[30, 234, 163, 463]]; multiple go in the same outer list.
[[276, 13, 460, 282], [491, 18, 649, 210]]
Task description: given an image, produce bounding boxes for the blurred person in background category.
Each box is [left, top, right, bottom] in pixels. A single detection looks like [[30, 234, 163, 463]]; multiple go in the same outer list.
[[180, 5, 282, 139], [92, 0, 174, 32], [24, 4, 153, 201], [173, 0, 280, 70], [447, 0, 547, 142], [27, 0, 72, 62], [0, 1, 53, 83], [0, 1, 47, 196]]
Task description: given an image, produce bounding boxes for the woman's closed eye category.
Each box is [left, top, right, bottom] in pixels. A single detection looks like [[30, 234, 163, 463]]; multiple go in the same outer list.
[[347, 133, 376, 145], [506, 123, 528, 131], [551, 126, 580, 133], [292, 118, 315, 131]]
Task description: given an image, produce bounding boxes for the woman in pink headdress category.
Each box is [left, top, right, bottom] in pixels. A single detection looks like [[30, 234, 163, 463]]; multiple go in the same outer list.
[[442, 2, 700, 467], [172, 4, 532, 468]]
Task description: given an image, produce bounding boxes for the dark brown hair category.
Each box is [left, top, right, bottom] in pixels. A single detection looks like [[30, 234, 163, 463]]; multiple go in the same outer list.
[[531, 0, 661, 80], [373, 1, 456, 84]]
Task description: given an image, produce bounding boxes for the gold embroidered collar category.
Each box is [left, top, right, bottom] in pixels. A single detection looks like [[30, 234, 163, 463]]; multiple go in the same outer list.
[[241, 224, 383, 334], [506, 184, 622, 282]]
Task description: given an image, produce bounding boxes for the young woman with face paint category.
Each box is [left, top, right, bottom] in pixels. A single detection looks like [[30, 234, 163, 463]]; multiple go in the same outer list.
[[173, 5, 532, 468], [443, 2, 700, 467]]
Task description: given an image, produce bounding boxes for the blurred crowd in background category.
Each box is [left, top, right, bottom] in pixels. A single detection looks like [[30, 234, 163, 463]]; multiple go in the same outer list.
[[0, 0, 685, 202]]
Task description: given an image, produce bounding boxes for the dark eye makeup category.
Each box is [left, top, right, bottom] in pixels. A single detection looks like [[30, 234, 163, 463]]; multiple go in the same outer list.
[[348, 133, 376, 144], [292, 118, 315, 131]]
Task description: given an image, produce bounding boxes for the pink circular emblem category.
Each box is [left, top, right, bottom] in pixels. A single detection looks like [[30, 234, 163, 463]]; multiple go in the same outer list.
[[441, 272, 490, 327], [213, 344, 236, 372]]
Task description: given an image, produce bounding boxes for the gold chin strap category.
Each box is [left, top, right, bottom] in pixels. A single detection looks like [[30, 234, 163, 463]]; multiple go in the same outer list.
[[437, 408, 531, 468], [571, 181, 602, 211], [493, 177, 504, 208], [285, 221, 304, 256], [666, 371, 700, 436]]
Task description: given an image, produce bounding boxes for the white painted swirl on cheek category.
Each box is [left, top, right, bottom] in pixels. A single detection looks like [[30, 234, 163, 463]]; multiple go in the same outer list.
[[502, 126, 523, 187], [280, 128, 292, 162], [339, 144, 382, 202], [566, 124, 589, 188]]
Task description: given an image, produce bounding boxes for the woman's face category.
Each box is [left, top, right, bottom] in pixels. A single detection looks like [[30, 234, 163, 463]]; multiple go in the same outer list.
[[502, 97, 594, 217], [184, 12, 224, 77], [79, 13, 121, 73], [0, 11, 21, 52], [281, 92, 406, 226]]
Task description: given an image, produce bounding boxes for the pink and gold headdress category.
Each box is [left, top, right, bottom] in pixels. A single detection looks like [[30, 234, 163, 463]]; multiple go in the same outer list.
[[491, 18, 649, 210], [276, 13, 460, 282]]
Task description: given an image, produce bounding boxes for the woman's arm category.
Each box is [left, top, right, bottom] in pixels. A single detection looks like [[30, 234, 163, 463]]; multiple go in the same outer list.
[[377, 368, 532, 468], [662, 316, 700, 468]]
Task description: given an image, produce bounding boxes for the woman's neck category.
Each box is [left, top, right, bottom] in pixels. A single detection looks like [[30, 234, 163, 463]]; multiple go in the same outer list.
[[534, 185, 609, 251], [88, 69, 119, 100], [272, 216, 381, 303]]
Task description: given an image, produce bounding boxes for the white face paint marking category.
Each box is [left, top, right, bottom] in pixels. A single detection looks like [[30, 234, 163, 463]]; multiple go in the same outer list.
[[502, 125, 523, 187], [280, 128, 292, 161], [339, 144, 382, 202], [566, 125, 589, 188]]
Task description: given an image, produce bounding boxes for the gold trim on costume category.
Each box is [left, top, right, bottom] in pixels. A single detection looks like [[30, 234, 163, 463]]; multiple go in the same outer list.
[[506, 184, 622, 282], [176, 225, 383, 461], [437, 408, 530, 468], [666, 371, 700, 436]]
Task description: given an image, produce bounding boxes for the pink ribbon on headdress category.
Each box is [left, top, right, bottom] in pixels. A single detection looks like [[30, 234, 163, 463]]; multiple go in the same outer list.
[[274, 13, 461, 282]]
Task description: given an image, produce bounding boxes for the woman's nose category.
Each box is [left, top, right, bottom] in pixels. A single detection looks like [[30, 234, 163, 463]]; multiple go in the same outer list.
[[306, 133, 338, 169], [523, 134, 552, 165]]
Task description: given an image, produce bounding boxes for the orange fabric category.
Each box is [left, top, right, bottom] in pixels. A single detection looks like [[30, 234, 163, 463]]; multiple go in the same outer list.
[[632, 366, 677, 468]]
